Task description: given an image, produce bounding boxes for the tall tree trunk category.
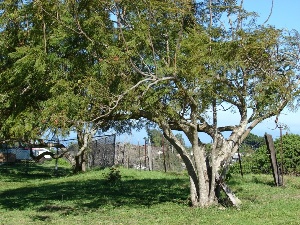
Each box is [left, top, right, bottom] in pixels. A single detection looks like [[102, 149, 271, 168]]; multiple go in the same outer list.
[[162, 123, 241, 207], [81, 153, 86, 172]]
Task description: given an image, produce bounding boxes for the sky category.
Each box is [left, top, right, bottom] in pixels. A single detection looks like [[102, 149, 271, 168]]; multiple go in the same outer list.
[[234, 0, 300, 139], [117, 0, 300, 145]]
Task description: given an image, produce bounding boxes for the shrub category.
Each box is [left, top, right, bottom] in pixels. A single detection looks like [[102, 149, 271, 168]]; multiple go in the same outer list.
[[104, 167, 121, 183], [230, 134, 300, 175]]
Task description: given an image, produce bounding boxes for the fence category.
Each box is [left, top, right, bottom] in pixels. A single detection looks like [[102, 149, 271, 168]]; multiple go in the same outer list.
[[115, 143, 185, 172], [67, 134, 116, 169], [0, 136, 186, 172], [88, 134, 116, 168]]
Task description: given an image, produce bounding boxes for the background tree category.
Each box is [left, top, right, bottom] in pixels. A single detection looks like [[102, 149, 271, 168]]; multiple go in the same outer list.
[[146, 128, 163, 147], [239, 133, 265, 155], [233, 133, 300, 175], [0, 0, 142, 172]]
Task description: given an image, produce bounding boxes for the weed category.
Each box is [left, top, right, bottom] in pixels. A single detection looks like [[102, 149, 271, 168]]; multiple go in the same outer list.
[[103, 167, 121, 183]]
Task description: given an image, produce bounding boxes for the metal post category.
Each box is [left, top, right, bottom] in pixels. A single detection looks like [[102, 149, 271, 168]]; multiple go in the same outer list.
[[138, 142, 141, 171], [127, 144, 129, 169], [144, 139, 147, 169], [55, 138, 59, 175], [237, 148, 243, 177], [162, 134, 167, 173], [148, 139, 152, 171]]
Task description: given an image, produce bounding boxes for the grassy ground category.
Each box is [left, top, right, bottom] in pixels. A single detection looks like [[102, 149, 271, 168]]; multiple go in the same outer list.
[[0, 161, 299, 225]]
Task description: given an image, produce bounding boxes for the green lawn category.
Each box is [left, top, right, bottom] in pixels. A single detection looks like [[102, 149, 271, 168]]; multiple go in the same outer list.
[[0, 161, 299, 225]]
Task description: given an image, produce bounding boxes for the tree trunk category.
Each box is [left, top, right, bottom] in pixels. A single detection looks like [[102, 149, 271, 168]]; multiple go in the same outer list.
[[190, 154, 241, 207], [73, 129, 93, 173], [81, 153, 86, 172], [189, 176, 199, 206], [73, 151, 87, 173], [193, 145, 216, 207], [74, 155, 81, 173], [162, 127, 217, 207], [162, 124, 241, 207]]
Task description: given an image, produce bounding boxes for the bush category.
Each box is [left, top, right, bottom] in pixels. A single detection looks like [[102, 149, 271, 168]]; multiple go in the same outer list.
[[104, 167, 121, 183], [230, 134, 300, 175]]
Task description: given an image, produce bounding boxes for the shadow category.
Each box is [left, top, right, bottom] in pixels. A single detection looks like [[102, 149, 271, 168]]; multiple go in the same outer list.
[[251, 175, 275, 186], [0, 162, 72, 181], [0, 176, 189, 214]]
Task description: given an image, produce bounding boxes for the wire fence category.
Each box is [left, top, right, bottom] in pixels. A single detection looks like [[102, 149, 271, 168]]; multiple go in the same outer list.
[[115, 143, 185, 172], [0, 135, 186, 173]]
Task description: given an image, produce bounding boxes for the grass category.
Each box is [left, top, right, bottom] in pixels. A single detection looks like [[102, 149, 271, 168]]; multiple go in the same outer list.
[[0, 161, 300, 225]]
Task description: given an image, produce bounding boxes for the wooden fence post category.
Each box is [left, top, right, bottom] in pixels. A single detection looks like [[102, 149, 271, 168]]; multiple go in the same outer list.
[[264, 133, 283, 186]]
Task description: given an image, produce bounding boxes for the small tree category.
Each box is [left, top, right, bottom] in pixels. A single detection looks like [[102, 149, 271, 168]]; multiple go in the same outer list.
[[239, 133, 265, 155], [114, 0, 300, 207]]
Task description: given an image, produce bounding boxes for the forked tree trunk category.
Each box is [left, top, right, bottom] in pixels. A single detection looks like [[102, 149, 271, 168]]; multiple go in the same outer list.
[[162, 125, 241, 207], [163, 129, 216, 207], [189, 150, 241, 207], [192, 144, 217, 207]]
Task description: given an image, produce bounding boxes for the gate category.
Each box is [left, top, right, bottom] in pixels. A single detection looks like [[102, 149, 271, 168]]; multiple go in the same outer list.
[[87, 134, 116, 168]]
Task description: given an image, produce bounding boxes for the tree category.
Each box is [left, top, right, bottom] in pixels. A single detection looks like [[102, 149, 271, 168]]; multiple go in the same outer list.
[[146, 128, 185, 148], [232, 133, 300, 175], [0, 0, 141, 172], [1, 0, 300, 208], [239, 133, 265, 155], [241, 133, 265, 150], [114, 0, 300, 207], [0, 0, 52, 140], [146, 128, 163, 147], [0, 1, 101, 171]]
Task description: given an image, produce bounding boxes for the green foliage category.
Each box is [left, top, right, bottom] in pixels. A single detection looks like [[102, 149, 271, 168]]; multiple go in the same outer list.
[[240, 133, 265, 152], [279, 134, 300, 175], [231, 134, 300, 175], [0, 0, 132, 139], [103, 167, 122, 183], [146, 128, 186, 148], [146, 128, 163, 147], [230, 146, 271, 175]]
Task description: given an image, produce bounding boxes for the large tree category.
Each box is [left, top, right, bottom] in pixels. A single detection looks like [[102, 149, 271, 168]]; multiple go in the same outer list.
[[0, 0, 138, 172], [113, 0, 300, 207], [0, 0, 52, 140]]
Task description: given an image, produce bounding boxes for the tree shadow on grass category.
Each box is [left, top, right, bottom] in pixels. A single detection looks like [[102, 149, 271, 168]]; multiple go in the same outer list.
[[250, 175, 275, 186], [0, 162, 72, 181], [0, 176, 190, 215]]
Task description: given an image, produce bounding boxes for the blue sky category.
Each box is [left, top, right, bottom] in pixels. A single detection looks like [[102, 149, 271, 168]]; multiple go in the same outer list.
[[117, 0, 300, 145], [241, 0, 300, 139], [244, 0, 300, 31]]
